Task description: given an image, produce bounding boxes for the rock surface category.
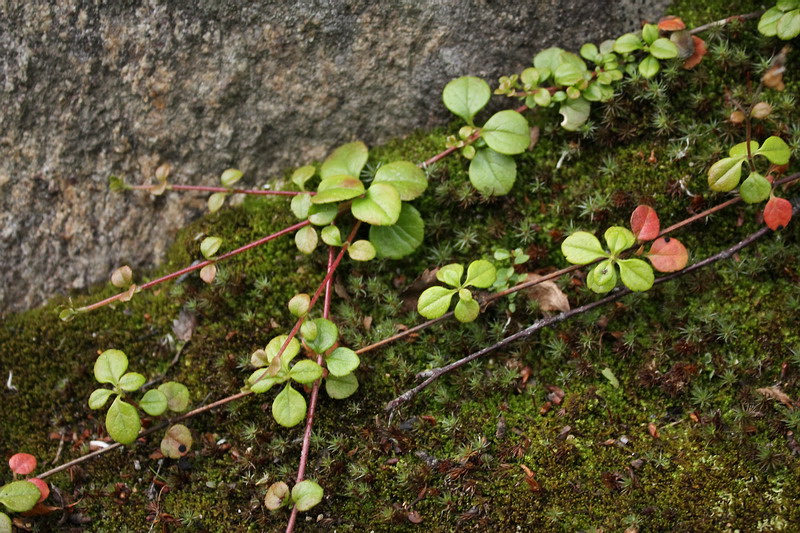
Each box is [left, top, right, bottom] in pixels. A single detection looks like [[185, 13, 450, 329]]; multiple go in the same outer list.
[[0, 0, 669, 311]]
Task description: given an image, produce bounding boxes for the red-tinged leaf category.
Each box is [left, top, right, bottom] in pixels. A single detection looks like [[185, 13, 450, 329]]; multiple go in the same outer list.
[[658, 16, 686, 31], [683, 36, 706, 70], [764, 196, 793, 231], [28, 478, 49, 503], [647, 237, 688, 272], [630, 205, 660, 241], [648, 423, 660, 439], [8, 453, 37, 475]]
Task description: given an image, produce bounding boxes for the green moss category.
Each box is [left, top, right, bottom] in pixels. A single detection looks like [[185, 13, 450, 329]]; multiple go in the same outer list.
[[2, 4, 800, 531]]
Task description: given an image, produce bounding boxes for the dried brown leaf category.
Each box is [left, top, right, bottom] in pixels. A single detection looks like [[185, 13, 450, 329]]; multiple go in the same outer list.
[[523, 273, 570, 313]]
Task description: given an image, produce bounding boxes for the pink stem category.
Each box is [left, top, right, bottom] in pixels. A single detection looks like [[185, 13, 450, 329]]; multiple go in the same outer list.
[[131, 184, 309, 196]]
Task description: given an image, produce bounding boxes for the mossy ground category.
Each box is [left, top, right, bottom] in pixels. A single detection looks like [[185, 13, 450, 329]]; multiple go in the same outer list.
[[2, 2, 800, 531]]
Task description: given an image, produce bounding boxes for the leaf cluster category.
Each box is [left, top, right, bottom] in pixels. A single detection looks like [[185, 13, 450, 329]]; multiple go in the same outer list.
[[759, 0, 800, 40], [417, 260, 497, 322]]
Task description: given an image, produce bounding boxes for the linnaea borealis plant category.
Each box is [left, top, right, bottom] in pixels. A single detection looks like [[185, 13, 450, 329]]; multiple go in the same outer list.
[[1, 454, 49, 530], [417, 260, 498, 322]]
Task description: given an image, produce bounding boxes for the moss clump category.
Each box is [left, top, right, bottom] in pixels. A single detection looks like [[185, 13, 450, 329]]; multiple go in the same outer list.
[[2, 3, 800, 531]]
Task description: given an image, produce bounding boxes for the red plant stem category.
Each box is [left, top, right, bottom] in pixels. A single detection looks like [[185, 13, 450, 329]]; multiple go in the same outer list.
[[131, 184, 308, 196], [77, 220, 312, 313], [690, 11, 763, 35], [286, 247, 335, 533]]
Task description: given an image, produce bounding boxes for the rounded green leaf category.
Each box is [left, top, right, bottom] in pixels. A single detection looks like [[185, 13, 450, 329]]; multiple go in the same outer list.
[[417, 286, 456, 319], [369, 203, 424, 259], [558, 97, 590, 131], [465, 259, 497, 288], [442, 76, 491, 124], [604, 226, 635, 255], [200, 236, 222, 259], [759, 7, 783, 36], [730, 140, 759, 158], [0, 511, 11, 533], [520, 67, 540, 86], [617, 258, 654, 292], [553, 62, 586, 86], [290, 193, 312, 220], [288, 293, 311, 317], [208, 192, 227, 213], [649, 38, 678, 59], [436, 263, 464, 287], [533, 88, 552, 107], [613, 33, 643, 54], [158, 382, 190, 412], [372, 161, 428, 201], [320, 142, 368, 181], [777, 9, 800, 40], [580, 43, 599, 62], [292, 480, 324, 512], [778, 0, 799, 12], [139, 389, 168, 416], [325, 372, 359, 399], [94, 349, 128, 385], [642, 23, 659, 45], [755, 136, 791, 165], [295, 225, 318, 254], [469, 148, 517, 196], [561, 232, 607, 264], [160, 424, 193, 459], [88, 388, 114, 410], [708, 157, 745, 192], [351, 183, 401, 226], [481, 110, 530, 155], [307, 203, 338, 226], [304, 318, 338, 355], [638, 55, 661, 79], [454, 298, 480, 322], [292, 165, 316, 191], [587, 259, 617, 293], [0, 481, 41, 513], [347, 240, 376, 261], [105, 396, 141, 444], [311, 175, 365, 204], [326, 347, 360, 377], [255, 336, 301, 368], [272, 384, 307, 428], [118, 372, 145, 392], [220, 168, 243, 187], [247, 369, 278, 394], [289, 360, 324, 385], [320, 225, 342, 246], [739, 172, 772, 204]]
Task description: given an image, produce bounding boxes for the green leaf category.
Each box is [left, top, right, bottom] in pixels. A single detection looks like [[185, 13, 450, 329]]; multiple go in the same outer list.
[[208, 192, 227, 213], [307, 203, 338, 226], [255, 336, 301, 368], [533, 47, 563, 81], [436, 263, 464, 287], [778, 0, 800, 10], [292, 480, 324, 512], [158, 382, 190, 412], [417, 286, 456, 319], [583, 81, 613, 102], [140, 389, 168, 416], [601, 367, 620, 388], [579, 43, 599, 62], [755, 136, 791, 165], [729, 141, 759, 158], [0, 481, 41, 513], [481, 110, 530, 155], [587, 259, 617, 293], [200, 236, 222, 259], [520, 67, 540, 87], [292, 165, 316, 191], [613, 33, 643, 54], [372, 161, 428, 201], [94, 349, 128, 385], [468, 148, 516, 196], [290, 193, 312, 220], [454, 298, 480, 322], [603, 226, 635, 255], [558, 97, 591, 131], [740, 172, 772, 204], [160, 424, 193, 459], [464, 259, 496, 288], [777, 9, 800, 40], [88, 388, 114, 410], [442, 76, 491, 124], [638, 55, 661, 79], [326, 347, 360, 377], [707, 157, 745, 192], [220, 168, 243, 187], [561, 232, 607, 264], [759, 7, 783, 36], [351, 183, 401, 226], [320, 142, 368, 181], [272, 384, 307, 427], [554, 62, 586, 86], [311, 175, 365, 204], [247, 369, 278, 393], [320, 225, 342, 246], [105, 396, 141, 444], [264, 482, 290, 511], [288, 293, 311, 317], [0, 511, 12, 533], [289, 360, 324, 384], [295, 225, 318, 254], [617, 258, 654, 292], [304, 318, 339, 355], [347, 240, 376, 261], [369, 203, 424, 259], [649, 38, 679, 59], [325, 372, 359, 399], [642, 23, 659, 45], [532, 88, 551, 107], [118, 372, 145, 392]]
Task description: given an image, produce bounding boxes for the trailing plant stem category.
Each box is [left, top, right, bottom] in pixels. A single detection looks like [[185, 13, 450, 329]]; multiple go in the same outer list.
[[131, 184, 308, 196]]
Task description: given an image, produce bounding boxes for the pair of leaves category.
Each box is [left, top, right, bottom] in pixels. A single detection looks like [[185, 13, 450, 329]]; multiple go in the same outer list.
[[208, 168, 243, 213], [417, 260, 497, 322], [265, 480, 324, 512], [707, 137, 790, 192], [614, 23, 679, 78], [759, 2, 800, 40]]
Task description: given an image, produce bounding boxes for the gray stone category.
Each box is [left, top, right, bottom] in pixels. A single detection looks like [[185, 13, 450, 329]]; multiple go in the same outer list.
[[0, 0, 669, 311]]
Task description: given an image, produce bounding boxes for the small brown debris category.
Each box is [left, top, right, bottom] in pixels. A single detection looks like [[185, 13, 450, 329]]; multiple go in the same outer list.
[[648, 423, 660, 439]]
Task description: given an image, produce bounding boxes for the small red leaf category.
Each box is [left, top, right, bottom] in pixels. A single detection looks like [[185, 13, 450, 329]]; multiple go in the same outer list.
[[28, 478, 50, 503], [764, 196, 793, 231], [683, 36, 707, 70], [9, 453, 37, 475], [658, 16, 686, 31], [647, 237, 688, 272], [630, 205, 660, 241]]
